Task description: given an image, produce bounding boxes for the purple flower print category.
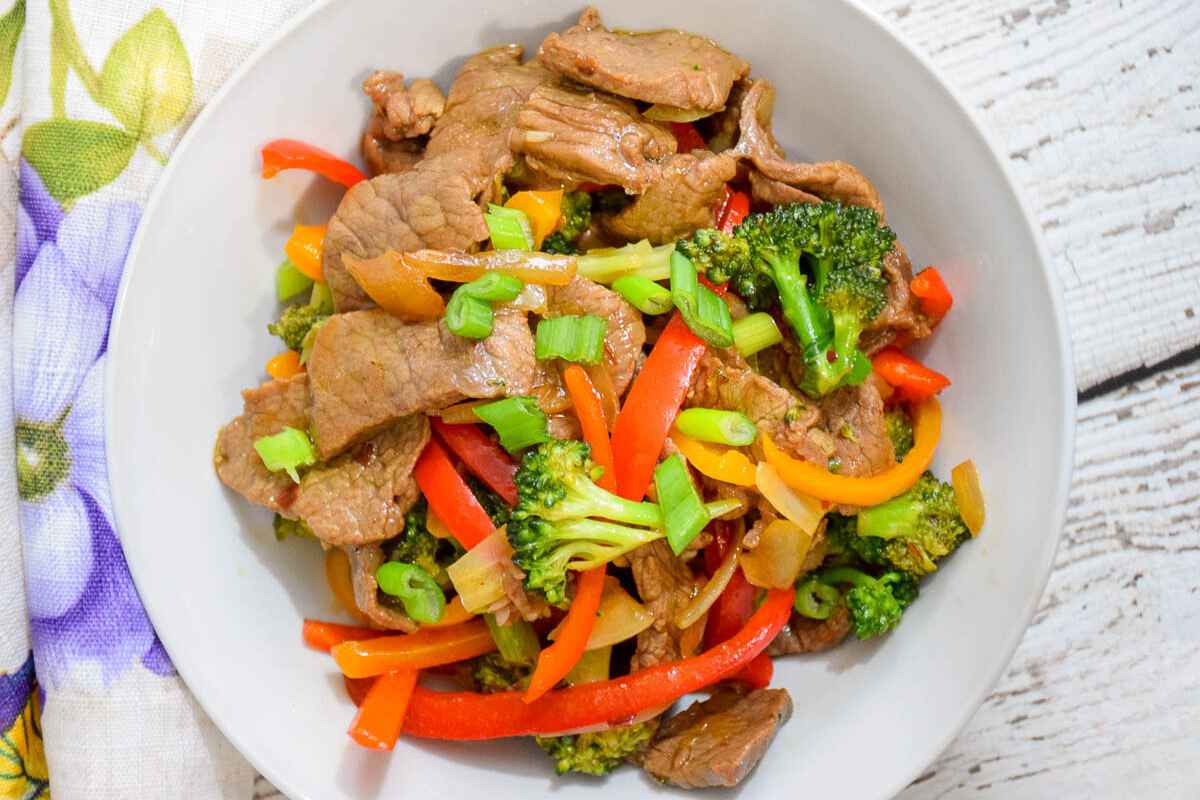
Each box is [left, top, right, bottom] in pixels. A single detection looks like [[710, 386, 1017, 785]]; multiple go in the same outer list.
[[14, 163, 174, 688]]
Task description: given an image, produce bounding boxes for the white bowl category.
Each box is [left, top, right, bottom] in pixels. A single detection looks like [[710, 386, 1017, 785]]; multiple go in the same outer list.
[[106, 1, 1075, 798]]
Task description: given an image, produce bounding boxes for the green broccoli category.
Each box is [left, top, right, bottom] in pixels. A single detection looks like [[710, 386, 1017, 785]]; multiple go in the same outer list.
[[269, 282, 334, 352], [536, 722, 657, 776], [467, 475, 511, 527], [885, 408, 914, 460], [676, 228, 772, 307], [383, 499, 463, 589], [471, 653, 531, 693], [542, 191, 592, 255], [818, 566, 918, 639], [272, 514, 313, 541], [724, 202, 895, 397]]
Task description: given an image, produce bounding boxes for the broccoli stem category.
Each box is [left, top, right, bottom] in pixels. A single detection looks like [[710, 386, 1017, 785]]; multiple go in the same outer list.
[[551, 479, 663, 527], [856, 495, 924, 540]]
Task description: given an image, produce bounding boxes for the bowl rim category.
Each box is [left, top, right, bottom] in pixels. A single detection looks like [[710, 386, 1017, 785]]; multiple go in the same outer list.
[[105, 1, 1076, 797]]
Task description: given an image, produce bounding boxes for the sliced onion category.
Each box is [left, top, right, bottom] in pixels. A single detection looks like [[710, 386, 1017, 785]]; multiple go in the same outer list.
[[740, 519, 811, 589], [951, 459, 986, 537], [755, 462, 824, 534], [643, 104, 713, 122], [447, 528, 513, 613], [583, 362, 620, 430], [344, 251, 444, 321], [402, 248, 577, 286], [508, 283, 548, 313], [435, 400, 486, 425], [522, 130, 555, 143], [548, 576, 653, 649], [675, 526, 741, 629], [425, 508, 453, 540]]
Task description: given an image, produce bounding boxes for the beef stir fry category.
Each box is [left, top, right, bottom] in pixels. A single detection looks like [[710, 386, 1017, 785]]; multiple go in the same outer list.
[[216, 8, 986, 788]]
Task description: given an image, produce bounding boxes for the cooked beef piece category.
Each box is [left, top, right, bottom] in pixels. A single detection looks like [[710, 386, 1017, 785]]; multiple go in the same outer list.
[[641, 687, 793, 788], [539, 9, 749, 113], [213, 375, 310, 512], [861, 243, 932, 353], [488, 557, 552, 625], [345, 542, 417, 631], [768, 606, 853, 656], [510, 83, 676, 192], [363, 70, 446, 140], [306, 309, 536, 458], [818, 380, 895, 477], [600, 151, 737, 244], [546, 276, 646, 395], [733, 80, 884, 215], [747, 167, 820, 207], [703, 78, 750, 153], [361, 116, 426, 176], [628, 540, 702, 670], [290, 415, 429, 546], [546, 413, 582, 440]]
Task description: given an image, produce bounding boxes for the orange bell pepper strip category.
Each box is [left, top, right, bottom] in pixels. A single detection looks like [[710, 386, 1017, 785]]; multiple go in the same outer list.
[[401, 587, 794, 740], [347, 669, 419, 751], [261, 139, 367, 188], [910, 266, 953, 325], [524, 565, 606, 703], [331, 619, 496, 678], [430, 419, 518, 505], [419, 595, 475, 629], [302, 619, 385, 653], [413, 439, 496, 549], [762, 397, 942, 506], [505, 190, 563, 248], [324, 549, 368, 622], [872, 348, 951, 403], [610, 314, 708, 501], [344, 675, 376, 707], [718, 190, 750, 234], [669, 430, 756, 487], [265, 350, 303, 379], [562, 365, 618, 493], [283, 224, 326, 282]]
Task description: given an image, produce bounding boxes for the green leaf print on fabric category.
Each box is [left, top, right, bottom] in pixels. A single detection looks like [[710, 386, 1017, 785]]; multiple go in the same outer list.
[[98, 8, 192, 138], [0, 0, 24, 107], [22, 118, 137, 202]]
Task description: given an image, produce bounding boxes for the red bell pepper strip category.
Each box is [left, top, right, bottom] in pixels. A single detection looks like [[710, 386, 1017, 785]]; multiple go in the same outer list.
[[401, 587, 794, 740], [347, 669, 418, 750], [910, 266, 953, 325], [429, 419, 518, 505], [670, 122, 707, 153], [524, 565, 606, 703], [610, 315, 708, 501], [730, 653, 773, 690], [562, 365, 618, 493], [413, 438, 496, 549], [261, 139, 367, 188], [718, 190, 750, 234], [872, 348, 951, 403], [704, 567, 756, 649], [302, 619, 385, 653]]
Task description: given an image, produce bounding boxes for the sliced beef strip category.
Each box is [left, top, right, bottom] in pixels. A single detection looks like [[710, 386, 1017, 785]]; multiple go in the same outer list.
[[641, 687, 793, 789], [306, 309, 537, 458], [345, 542, 418, 631], [861, 243, 932, 353], [290, 415, 430, 546], [747, 167, 820, 207], [509, 83, 676, 192], [628, 540, 703, 671], [361, 116, 425, 177], [538, 8, 749, 113], [733, 80, 884, 215], [767, 606, 853, 656], [819, 380, 895, 477], [600, 151, 737, 244], [213, 375, 310, 513], [363, 71, 446, 140]]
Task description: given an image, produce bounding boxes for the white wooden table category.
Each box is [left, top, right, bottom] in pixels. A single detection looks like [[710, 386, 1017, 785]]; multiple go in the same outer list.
[[257, 1, 1200, 796]]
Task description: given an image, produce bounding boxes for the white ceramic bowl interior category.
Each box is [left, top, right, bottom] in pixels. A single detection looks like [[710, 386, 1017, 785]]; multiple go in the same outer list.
[[107, 1, 1074, 798]]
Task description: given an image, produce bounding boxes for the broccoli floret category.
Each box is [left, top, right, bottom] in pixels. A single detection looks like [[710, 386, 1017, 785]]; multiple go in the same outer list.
[[268, 302, 329, 352], [731, 202, 895, 397], [384, 499, 463, 589], [272, 514, 313, 541], [852, 472, 970, 576], [676, 228, 775, 306], [467, 476, 511, 527], [542, 191, 593, 255], [471, 653, 531, 693], [819, 566, 918, 639], [885, 408, 914, 460], [509, 440, 665, 604], [824, 512, 889, 567], [536, 721, 656, 776]]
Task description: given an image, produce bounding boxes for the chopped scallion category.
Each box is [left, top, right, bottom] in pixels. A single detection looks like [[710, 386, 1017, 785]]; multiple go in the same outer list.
[[309, 281, 334, 314], [474, 396, 550, 452], [276, 259, 313, 301], [460, 272, 525, 303], [653, 453, 710, 555], [253, 426, 317, 482], [670, 251, 733, 347], [445, 293, 494, 339], [376, 562, 446, 624], [613, 274, 674, 314], [674, 408, 758, 446], [534, 315, 607, 365], [577, 240, 675, 283], [731, 312, 783, 357], [485, 204, 534, 251]]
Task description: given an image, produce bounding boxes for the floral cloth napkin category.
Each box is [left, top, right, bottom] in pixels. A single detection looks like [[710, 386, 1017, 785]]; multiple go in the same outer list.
[[2, 1, 311, 797]]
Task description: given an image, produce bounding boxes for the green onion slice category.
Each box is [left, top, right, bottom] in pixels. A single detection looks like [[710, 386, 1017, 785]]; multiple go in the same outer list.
[[534, 315, 607, 365], [253, 426, 317, 483], [309, 281, 334, 314], [485, 205, 534, 251], [460, 272, 525, 303], [674, 408, 758, 446], [446, 293, 494, 339], [474, 396, 550, 452], [653, 453, 710, 556], [731, 312, 783, 357], [612, 274, 674, 315], [376, 562, 446, 624], [276, 259, 313, 302], [670, 251, 733, 347]]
